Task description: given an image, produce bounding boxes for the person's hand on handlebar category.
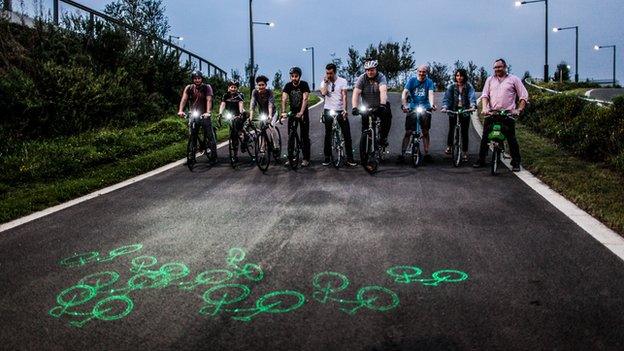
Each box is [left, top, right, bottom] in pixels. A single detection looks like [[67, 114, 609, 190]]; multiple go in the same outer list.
[[351, 107, 360, 116], [401, 105, 409, 113], [177, 111, 186, 118]]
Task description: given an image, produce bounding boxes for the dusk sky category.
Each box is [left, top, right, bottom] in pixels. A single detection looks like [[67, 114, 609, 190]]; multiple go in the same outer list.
[[20, 0, 624, 86]]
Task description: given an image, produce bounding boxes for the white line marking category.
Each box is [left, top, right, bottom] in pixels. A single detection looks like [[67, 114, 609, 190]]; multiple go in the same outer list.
[[0, 97, 327, 233], [470, 112, 624, 261]]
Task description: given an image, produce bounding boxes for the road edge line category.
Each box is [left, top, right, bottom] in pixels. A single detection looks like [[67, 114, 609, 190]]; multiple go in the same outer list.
[[470, 112, 624, 261]]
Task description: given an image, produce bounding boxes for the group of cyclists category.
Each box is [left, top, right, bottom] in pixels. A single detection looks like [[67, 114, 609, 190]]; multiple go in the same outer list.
[[177, 57, 529, 172]]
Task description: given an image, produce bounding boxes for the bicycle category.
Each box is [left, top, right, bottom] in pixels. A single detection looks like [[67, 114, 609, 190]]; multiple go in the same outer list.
[[282, 112, 302, 170], [355, 106, 383, 174], [486, 110, 517, 176], [321, 110, 346, 169], [221, 112, 258, 168], [256, 113, 283, 172], [185, 110, 217, 171], [402, 106, 431, 168], [444, 107, 475, 167]]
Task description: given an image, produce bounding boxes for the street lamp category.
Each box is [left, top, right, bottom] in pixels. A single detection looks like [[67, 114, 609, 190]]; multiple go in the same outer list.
[[515, 0, 549, 82], [248, 0, 275, 89], [553, 25, 579, 82], [303, 47, 316, 90], [168, 35, 183, 44], [594, 45, 617, 87]]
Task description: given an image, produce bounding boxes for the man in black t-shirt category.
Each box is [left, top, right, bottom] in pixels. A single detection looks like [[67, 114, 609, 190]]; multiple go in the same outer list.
[[219, 81, 246, 162], [281, 67, 311, 166], [177, 70, 217, 163]]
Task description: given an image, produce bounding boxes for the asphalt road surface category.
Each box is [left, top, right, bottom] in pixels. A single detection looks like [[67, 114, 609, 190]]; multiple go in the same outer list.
[[2, 93, 624, 351], [587, 88, 624, 101]]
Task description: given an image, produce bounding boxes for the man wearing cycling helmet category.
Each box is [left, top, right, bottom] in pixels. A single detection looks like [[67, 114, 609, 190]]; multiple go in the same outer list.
[[281, 66, 312, 167], [219, 80, 246, 163], [401, 64, 436, 164], [351, 59, 391, 150], [177, 70, 217, 164]]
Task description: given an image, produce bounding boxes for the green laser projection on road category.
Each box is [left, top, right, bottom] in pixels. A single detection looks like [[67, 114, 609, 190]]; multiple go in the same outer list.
[[50, 246, 468, 327]]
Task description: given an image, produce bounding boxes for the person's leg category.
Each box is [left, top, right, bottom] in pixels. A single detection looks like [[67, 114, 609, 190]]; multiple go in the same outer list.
[[460, 114, 470, 153], [447, 114, 456, 149], [420, 113, 432, 157], [322, 112, 332, 160], [476, 117, 492, 164], [380, 103, 392, 146], [203, 119, 218, 160], [301, 112, 311, 161], [338, 115, 354, 161], [504, 118, 521, 166]]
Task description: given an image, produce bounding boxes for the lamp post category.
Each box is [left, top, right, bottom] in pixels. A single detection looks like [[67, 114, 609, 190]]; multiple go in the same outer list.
[[553, 26, 579, 82], [303, 47, 315, 90], [515, 0, 549, 82], [248, 0, 275, 89], [594, 45, 617, 87], [168, 35, 183, 45]]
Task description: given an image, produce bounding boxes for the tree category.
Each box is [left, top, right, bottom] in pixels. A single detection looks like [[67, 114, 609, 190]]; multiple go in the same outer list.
[[522, 71, 532, 83], [273, 70, 283, 90], [427, 61, 451, 91], [467, 61, 479, 88], [376, 41, 401, 86], [554, 61, 570, 82], [476, 66, 489, 91], [230, 69, 241, 83], [399, 37, 415, 86], [345, 46, 362, 86], [244, 60, 258, 87], [104, 0, 170, 40]]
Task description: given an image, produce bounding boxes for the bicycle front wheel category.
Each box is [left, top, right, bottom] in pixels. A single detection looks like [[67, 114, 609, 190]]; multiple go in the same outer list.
[[331, 129, 344, 169], [491, 146, 501, 176], [411, 137, 421, 168], [360, 131, 377, 174], [288, 131, 301, 170], [452, 127, 461, 167], [186, 137, 196, 171], [256, 131, 271, 172]]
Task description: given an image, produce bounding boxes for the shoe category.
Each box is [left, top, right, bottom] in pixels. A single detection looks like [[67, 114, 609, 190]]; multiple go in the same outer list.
[[444, 147, 451, 155], [396, 155, 405, 164], [301, 160, 310, 167], [322, 158, 331, 166], [424, 154, 433, 163], [346, 159, 357, 167], [233, 156, 239, 164], [472, 160, 485, 168], [512, 164, 521, 172]]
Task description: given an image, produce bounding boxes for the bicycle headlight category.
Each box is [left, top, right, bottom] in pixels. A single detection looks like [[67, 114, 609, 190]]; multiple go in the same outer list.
[[359, 106, 367, 113], [260, 114, 268, 121], [225, 113, 233, 120], [416, 106, 424, 114], [329, 110, 337, 117], [191, 110, 200, 118]]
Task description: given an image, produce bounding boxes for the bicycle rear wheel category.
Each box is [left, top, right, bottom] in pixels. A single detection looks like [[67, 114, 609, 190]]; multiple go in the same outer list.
[[452, 127, 461, 167], [331, 129, 344, 169], [256, 131, 271, 172]]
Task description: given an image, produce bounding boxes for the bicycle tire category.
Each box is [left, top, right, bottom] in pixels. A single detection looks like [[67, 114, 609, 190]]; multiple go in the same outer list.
[[256, 131, 271, 172], [288, 130, 301, 170], [331, 129, 344, 169], [186, 137, 196, 171], [228, 135, 236, 168], [491, 145, 500, 176], [452, 126, 461, 167], [411, 136, 420, 168], [360, 131, 377, 174]]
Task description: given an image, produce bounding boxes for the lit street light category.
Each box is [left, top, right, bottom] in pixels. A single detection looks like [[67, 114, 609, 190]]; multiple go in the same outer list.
[[248, 0, 275, 89], [553, 25, 579, 82], [594, 45, 617, 87], [303, 47, 316, 90], [515, 0, 549, 82]]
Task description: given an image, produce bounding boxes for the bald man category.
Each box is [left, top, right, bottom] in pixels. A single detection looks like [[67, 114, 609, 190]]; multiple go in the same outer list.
[[401, 65, 436, 163]]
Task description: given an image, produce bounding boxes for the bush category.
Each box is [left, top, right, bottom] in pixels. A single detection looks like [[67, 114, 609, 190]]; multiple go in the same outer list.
[[522, 86, 624, 173]]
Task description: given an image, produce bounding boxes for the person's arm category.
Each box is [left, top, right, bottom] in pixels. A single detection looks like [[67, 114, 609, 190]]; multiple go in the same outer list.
[[281, 92, 288, 118], [319, 79, 328, 96], [401, 89, 409, 110], [481, 77, 492, 114], [249, 91, 256, 120], [441, 86, 451, 110], [379, 84, 388, 106], [514, 77, 529, 114], [178, 86, 188, 117], [239, 101, 246, 119], [469, 84, 477, 109], [205, 95, 213, 116], [341, 87, 348, 117], [352, 88, 361, 112], [218, 102, 225, 115], [428, 89, 436, 110], [298, 92, 309, 117], [268, 91, 275, 118]]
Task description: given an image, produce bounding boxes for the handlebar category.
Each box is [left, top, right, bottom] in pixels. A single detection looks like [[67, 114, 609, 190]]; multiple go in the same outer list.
[[444, 108, 476, 115]]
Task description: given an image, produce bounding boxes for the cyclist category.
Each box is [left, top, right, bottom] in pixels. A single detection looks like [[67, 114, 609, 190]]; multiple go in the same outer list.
[[281, 67, 311, 167], [177, 70, 217, 164], [473, 58, 528, 172], [351, 59, 391, 154], [219, 80, 246, 163], [250, 75, 279, 158], [401, 64, 436, 164], [441, 68, 477, 162], [320, 63, 356, 167]]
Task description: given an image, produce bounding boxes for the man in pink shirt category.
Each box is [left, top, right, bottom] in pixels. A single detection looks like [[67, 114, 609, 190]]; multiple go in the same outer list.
[[474, 58, 529, 172]]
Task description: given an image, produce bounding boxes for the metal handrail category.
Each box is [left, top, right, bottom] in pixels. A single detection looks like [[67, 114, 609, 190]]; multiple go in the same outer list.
[[48, 0, 226, 79], [524, 78, 613, 105]]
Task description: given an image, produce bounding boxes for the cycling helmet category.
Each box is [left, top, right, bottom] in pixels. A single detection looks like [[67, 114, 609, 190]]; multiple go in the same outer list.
[[364, 60, 378, 70], [191, 70, 204, 79], [289, 67, 302, 76]]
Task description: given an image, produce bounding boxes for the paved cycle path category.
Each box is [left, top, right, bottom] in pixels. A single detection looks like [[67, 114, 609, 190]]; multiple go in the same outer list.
[[1, 93, 623, 350]]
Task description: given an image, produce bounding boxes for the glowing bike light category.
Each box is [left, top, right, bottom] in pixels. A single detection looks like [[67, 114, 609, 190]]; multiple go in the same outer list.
[[329, 110, 337, 117], [359, 106, 367, 113], [191, 110, 200, 118], [260, 114, 268, 121], [416, 106, 425, 114], [225, 113, 233, 120]]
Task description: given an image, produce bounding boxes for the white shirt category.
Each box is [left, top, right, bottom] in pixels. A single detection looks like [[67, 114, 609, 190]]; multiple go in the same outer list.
[[320, 77, 348, 111]]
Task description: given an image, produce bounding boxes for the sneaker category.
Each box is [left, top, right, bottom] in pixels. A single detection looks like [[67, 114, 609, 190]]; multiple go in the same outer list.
[[444, 147, 452, 155], [472, 160, 485, 168], [301, 160, 310, 167], [322, 158, 331, 166], [512, 164, 521, 172], [346, 159, 357, 167], [232, 156, 239, 164], [424, 154, 433, 163]]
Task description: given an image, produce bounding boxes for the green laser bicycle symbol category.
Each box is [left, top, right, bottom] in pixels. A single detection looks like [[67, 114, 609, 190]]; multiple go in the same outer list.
[[312, 272, 399, 314], [199, 284, 306, 322], [386, 266, 469, 286], [59, 244, 143, 268], [48, 283, 133, 328]]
